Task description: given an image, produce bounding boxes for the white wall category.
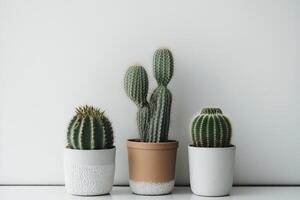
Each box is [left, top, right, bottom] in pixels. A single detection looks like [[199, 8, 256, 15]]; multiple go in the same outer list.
[[0, 0, 299, 185]]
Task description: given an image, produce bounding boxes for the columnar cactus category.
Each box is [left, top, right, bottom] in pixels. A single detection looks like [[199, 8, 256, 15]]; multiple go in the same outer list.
[[67, 105, 114, 149], [124, 48, 174, 142], [191, 108, 232, 147]]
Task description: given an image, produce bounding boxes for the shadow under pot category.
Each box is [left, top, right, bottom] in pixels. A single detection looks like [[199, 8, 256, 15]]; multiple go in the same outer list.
[[64, 147, 116, 196], [127, 139, 178, 195], [188, 145, 236, 197]]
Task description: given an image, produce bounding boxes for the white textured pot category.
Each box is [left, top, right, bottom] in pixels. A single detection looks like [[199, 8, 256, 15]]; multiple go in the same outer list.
[[188, 145, 236, 197], [64, 147, 115, 196]]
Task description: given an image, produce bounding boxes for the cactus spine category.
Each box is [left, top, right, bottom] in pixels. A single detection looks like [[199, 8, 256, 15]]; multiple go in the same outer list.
[[191, 108, 232, 147], [124, 48, 173, 142], [67, 105, 114, 149]]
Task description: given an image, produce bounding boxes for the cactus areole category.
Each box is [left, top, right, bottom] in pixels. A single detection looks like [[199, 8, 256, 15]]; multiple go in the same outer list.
[[124, 48, 174, 143], [67, 105, 114, 150], [191, 108, 232, 147]]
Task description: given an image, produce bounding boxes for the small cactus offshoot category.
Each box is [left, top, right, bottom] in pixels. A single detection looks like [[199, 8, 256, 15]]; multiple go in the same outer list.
[[124, 48, 174, 142], [191, 108, 232, 147], [67, 105, 114, 149]]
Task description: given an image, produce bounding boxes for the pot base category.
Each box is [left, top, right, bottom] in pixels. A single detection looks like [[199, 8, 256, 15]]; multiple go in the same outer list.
[[65, 163, 114, 196], [191, 192, 230, 197], [129, 180, 175, 195]]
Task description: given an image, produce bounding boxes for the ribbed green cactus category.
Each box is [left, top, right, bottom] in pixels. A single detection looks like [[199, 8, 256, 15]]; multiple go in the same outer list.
[[124, 66, 149, 108], [67, 105, 114, 149], [124, 48, 174, 142], [153, 48, 173, 86], [191, 108, 232, 147]]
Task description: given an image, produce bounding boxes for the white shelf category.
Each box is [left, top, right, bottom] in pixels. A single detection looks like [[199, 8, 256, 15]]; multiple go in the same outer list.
[[0, 186, 299, 200]]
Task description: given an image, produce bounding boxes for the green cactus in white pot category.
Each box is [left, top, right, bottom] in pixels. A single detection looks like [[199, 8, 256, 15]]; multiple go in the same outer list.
[[67, 105, 114, 150], [188, 107, 236, 197], [64, 105, 116, 196]]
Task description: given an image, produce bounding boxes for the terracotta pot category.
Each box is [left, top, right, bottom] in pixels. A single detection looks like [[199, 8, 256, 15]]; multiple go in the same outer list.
[[127, 139, 178, 195]]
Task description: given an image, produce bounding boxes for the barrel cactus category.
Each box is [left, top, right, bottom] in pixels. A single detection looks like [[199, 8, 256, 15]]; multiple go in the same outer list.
[[191, 108, 232, 147], [67, 105, 114, 149], [124, 48, 173, 142]]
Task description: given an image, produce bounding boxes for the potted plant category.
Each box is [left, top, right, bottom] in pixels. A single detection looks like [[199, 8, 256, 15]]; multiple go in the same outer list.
[[124, 48, 178, 195], [64, 105, 115, 196], [189, 108, 235, 196]]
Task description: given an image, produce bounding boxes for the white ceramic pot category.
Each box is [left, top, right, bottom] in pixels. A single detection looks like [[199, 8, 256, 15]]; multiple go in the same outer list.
[[188, 145, 236, 197], [64, 147, 116, 196]]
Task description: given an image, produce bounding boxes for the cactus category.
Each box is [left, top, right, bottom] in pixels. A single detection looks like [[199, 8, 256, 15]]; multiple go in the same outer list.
[[124, 65, 151, 141], [148, 86, 172, 142], [153, 48, 173, 86], [124, 66, 149, 108], [191, 108, 232, 147], [124, 48, 174, 142], [67, 105, 114, 149]]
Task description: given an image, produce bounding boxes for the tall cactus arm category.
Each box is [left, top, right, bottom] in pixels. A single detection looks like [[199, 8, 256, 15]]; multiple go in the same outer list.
[[124, 65, 151, 140], [160, 89, 172, 142], [124, 65, 149, 107], [137, 105, 151, 142], [149, 87, 172, 142], [153, 49, 174, 86]]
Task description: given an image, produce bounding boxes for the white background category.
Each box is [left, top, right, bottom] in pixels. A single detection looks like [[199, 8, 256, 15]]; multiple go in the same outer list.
[[0, 0, 299, 185]]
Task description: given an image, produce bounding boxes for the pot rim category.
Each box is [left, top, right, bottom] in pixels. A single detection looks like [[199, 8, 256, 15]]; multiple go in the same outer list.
[[127, 139, 178, 150], [64, 146, 116, 152], [188, 144, 236, 150]]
